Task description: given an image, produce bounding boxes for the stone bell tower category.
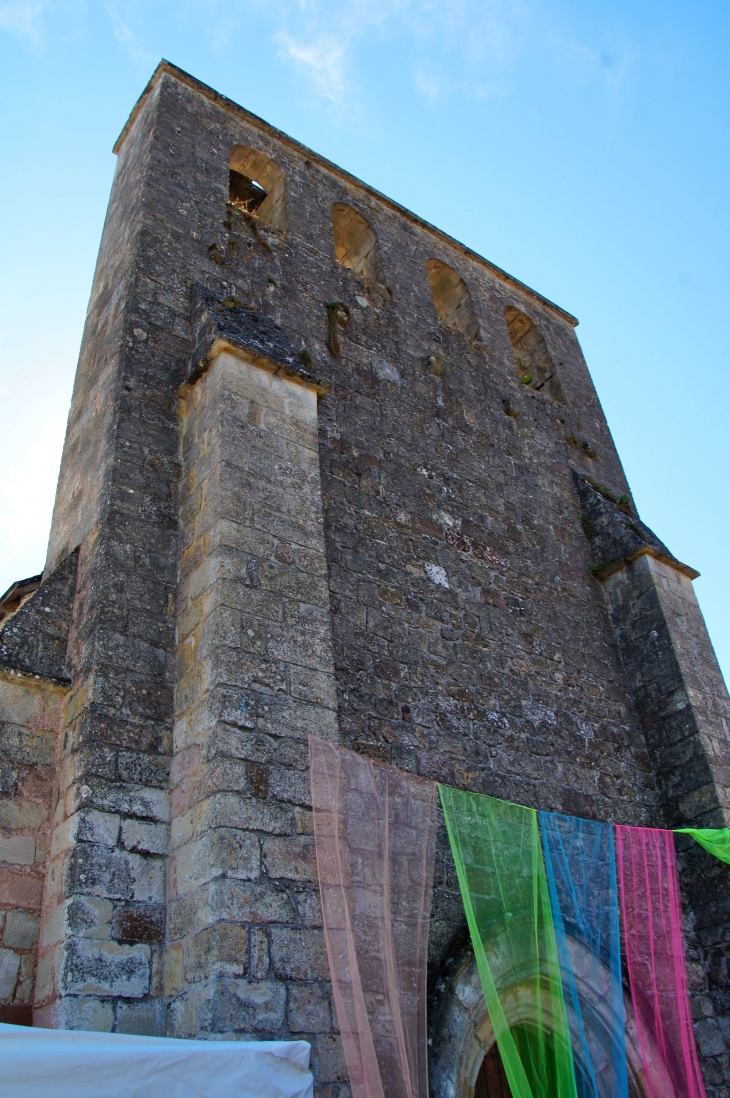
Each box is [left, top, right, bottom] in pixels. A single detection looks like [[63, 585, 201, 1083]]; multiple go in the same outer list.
[[1, 59, 729, 1096]]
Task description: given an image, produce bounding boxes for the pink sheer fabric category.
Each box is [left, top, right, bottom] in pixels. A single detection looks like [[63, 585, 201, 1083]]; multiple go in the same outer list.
[[309, 738, 438, 1098], [615, 825, 706, 1098]]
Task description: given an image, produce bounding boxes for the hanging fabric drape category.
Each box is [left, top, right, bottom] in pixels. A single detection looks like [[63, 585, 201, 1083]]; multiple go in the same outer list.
[[439, 785, 578, 1098], [540, 813, 627, 1098], [615, 825, 706, 1098], [309, 740, 714, 1098], [675, 828, 730, 866], [309, 738, 438, 1098]]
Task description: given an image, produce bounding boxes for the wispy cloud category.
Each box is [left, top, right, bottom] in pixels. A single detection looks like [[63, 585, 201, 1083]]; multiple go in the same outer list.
[[269, 0, 532, 112], [0, 0, 633, 119], [103, 0, 158, 64], [276, 29, 350, 105], [0, 0, 45, 45]]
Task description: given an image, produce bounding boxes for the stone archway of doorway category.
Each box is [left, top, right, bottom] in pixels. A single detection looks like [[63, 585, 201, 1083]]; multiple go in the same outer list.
[[428, 946, 656, 1098]]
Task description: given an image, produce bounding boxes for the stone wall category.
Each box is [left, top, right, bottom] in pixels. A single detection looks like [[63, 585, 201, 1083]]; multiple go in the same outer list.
[[0, 673, 66, 1024]]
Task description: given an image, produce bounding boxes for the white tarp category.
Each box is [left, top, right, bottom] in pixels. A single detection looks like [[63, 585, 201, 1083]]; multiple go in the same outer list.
[[0, 1023, 313, 1098]]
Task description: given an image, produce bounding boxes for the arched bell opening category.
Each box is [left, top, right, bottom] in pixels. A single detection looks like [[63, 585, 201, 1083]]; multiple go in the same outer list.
[[229, 145, 287, 232]]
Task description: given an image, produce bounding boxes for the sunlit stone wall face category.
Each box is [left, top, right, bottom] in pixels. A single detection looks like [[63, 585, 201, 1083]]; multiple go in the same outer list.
[[167, 349, 337, 1039]]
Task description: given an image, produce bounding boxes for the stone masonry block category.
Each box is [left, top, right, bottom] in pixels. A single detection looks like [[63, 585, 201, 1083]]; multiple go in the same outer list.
[[61, 938, 151, 998], [48, 996, 115, 1032], [0, 833, 36, 865], [121, 818, 169, 855], [262, 836, 317, 882], [201, 977, 286, 1035], [249, 927, 269, 980], [76, 809, 121, 848], [164, 989, 196, 1040], [0, 761, 17, 793], [0, 724, 55, 767], [288, 983, 331, 1033], [128, 851, 166, 903], [185, 923, 249, 983], [290, 666, 337, 709], [258, 696, 338, 742], [112, 902, 166, 944], [266, 622, 334, 674], [0, 800, 45, 831], [270, 927, 329, 981], [64, 895, 114, 941], [65, 842, 134, 899], [315, 1035, 349, 1084], [170, 829, 260, 895], [202, 879, 296, 929], [71, 779, 170, 824], [695, 1017, 727, 1058], [202, 724, 275, 766], [15, 952, 35, 1004], [3, 910, 40, 950], [0, 947, 21, 999], [115, 998, 163, 1035], [197, 792, 294, 836], [267, 767, 312, 807]]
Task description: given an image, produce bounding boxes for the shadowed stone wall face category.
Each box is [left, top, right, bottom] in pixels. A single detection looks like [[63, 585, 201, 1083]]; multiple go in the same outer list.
[[601, 554, 730, 1071], [0, 60, 726, 1095]]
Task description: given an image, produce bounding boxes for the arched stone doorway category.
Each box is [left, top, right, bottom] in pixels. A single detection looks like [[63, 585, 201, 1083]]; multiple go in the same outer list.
[[472, 1026, 638, 1098], [429, 943, 672, 1098]]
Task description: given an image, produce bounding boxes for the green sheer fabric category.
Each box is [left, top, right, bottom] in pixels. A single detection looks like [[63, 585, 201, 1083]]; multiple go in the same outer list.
[[675, 828, 730, 865], [439, 786, 578, 1098]]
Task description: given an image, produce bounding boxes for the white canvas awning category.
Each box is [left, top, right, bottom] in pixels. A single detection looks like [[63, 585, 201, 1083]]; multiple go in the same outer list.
[[0, 1023, 313, 1098]]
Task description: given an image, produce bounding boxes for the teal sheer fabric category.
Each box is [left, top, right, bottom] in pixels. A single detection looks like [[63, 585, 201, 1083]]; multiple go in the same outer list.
[[540, 813, 627, 1098]]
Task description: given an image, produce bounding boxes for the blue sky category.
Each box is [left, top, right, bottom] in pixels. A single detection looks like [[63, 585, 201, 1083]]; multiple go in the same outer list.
[[0, 0, 728, 682]]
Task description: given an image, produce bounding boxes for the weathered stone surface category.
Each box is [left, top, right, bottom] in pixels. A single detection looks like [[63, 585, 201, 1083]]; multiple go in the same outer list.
[[116, 998, 163, 1035], [185, 923, 249, 982], [200, 977, 287, 1034], [0, 948, 21, 998], [61, 939, 151, 998], [288, 982, 331, 1033], [3, 911, 39, 950], [0, 550, 78, 683], [269, 927, 329, 981], [0, 674, 66, 1017], [189, 286, 328, 392]]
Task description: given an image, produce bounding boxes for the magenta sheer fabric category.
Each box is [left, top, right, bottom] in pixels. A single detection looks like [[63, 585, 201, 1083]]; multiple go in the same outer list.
[[615, 825, 706, 1098], [309, 738, 438, 1098]]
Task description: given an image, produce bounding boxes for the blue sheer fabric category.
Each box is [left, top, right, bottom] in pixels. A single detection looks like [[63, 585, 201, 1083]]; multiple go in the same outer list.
[[540, 813, 628, 1098]]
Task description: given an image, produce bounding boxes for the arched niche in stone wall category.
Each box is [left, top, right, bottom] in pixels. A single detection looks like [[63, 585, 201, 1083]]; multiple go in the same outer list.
[[426, 259, 479, 339], [504, 305, 565, 402], [331, 203, 383, 283], [229, 145, 287, 232]]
